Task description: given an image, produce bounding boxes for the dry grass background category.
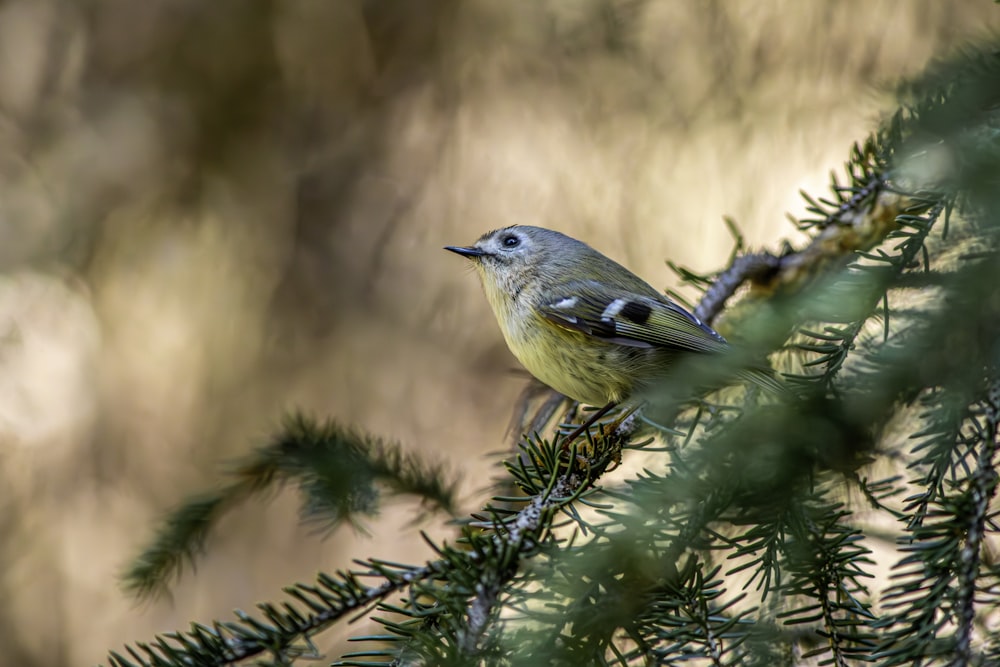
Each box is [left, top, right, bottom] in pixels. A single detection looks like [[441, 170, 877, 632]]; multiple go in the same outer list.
[[0, 1, 998, 664]]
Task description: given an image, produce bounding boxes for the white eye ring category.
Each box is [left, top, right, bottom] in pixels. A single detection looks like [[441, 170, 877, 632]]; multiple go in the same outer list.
[[501, 234, 520, 249]]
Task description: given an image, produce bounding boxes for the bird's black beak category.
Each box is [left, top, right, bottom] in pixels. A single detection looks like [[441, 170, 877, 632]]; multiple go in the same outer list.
[[444, 245, 487, 259]]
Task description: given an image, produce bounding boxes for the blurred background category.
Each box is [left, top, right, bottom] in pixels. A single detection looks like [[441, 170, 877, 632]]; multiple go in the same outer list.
[[0, 1, 998, 664]]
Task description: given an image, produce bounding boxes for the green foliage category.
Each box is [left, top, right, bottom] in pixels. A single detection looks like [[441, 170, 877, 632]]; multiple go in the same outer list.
[[121, 414, 461, 601], [108, 41, 1000, 667]]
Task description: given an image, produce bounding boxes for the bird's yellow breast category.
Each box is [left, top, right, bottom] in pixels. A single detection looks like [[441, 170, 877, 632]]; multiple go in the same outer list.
[[476, 265, 636, 406], [502, 311, 634, 406]]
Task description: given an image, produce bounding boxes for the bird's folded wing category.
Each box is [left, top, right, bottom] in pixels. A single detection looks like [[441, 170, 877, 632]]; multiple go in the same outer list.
[[538, 280, 729, 354]]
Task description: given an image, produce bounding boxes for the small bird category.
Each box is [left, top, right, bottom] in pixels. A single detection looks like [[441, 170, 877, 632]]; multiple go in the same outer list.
[[445, 225, 778, 430]]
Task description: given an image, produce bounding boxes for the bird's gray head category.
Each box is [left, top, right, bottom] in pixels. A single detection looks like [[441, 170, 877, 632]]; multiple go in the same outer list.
[[445, 226, 586, 302], [446, 225, 565, 264]]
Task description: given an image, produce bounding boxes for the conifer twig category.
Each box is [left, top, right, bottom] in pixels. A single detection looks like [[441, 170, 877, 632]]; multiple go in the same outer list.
[[459, 414, 639, 657], [953, 379, 1000, 667]]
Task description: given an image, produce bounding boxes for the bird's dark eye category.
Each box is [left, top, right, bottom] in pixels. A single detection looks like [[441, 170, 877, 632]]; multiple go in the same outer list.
[[501, 234, 520, 248]]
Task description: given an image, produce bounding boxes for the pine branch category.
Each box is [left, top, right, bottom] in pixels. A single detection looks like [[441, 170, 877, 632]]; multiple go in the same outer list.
[[334, 419, 639, 666], [122, 414, 461, 600], [109, 560, 450, 667], [456, 471, 587, 657], [952, 380, 1000, 667]]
